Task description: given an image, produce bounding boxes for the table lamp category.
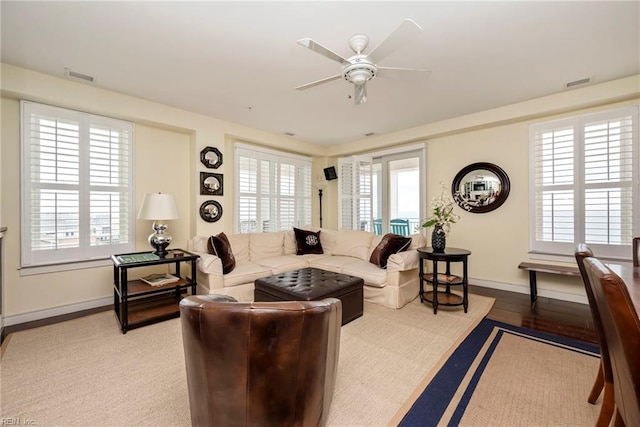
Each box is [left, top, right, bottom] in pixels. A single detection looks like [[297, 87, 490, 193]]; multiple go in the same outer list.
[[137, 193, 179, 257]]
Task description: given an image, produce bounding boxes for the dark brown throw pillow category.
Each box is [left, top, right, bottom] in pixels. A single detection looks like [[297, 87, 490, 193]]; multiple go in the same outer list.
[[294, 227, 323, 255], [207, 232, 236, 274], [369, 233, 412, 268]]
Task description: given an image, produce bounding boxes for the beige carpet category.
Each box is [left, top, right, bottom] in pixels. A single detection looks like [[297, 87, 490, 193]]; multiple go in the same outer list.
[[1, 294, 494, 426], [449, 327, 601, 426]]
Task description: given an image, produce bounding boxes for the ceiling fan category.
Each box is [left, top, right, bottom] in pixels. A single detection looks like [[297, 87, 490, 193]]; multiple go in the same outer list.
[[295, 19, 431, 105]]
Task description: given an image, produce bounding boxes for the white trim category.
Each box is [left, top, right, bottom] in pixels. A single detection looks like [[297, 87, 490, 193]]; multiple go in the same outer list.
[[470, 277, 589, 305], [234, 141, 312, 162], [3, 296, 112, 327], [19, 258, 112, 276], [364, 142, 426, 159]]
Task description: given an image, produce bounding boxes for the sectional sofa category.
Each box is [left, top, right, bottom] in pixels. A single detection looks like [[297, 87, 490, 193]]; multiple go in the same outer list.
[[188, 228, 427, 309]]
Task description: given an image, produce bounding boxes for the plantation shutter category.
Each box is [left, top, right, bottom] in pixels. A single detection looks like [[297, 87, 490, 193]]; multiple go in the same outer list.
[[531, 119, 576, 255], [21, 101, 134, 267], [583, 113, 635, 250], [529, 106, 639, 259], [235, 143, 312, 233], [338, 156, 373, 231]]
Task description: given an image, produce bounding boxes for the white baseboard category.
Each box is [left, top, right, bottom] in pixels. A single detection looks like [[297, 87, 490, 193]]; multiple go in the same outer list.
[[3, 296, 112, 327], [470, 277, 588, 305]]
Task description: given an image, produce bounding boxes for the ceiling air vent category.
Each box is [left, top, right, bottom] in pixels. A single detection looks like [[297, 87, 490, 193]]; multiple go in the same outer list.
[[566, 77, 591, 88], [64, 68, 95, 83]]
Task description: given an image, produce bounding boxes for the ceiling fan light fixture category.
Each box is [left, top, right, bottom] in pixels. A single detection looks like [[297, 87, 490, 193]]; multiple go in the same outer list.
[[348, 69, 372, 85], [342, 61, 377, 86]]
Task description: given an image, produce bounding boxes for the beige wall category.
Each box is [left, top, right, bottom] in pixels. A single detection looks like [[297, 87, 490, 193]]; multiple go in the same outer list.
[[324, 75, 639, 302], [1, 62, 639, 322], [0, 64, 327, 322]]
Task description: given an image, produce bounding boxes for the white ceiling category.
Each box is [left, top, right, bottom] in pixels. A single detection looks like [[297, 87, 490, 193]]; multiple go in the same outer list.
[[2, 1, 639, 146]]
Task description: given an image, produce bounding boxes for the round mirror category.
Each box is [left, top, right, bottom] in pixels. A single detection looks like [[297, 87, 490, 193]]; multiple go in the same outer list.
[[205, 151, 219, 165], [451, 162, 510, 213], [199, 200, 223, 222], [200, 146, 223, 169], [200, 172, 224, 195], [204, 176, 220, 191]]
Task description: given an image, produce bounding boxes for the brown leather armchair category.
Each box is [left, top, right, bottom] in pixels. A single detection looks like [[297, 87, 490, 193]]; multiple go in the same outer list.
[[179, 294, 342, 427]]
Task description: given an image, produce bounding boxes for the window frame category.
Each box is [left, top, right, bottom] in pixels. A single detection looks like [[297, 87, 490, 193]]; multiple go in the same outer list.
[[20, 101, 135, 270], [528, 105, 639, 260], [234, 142, 312, 233]]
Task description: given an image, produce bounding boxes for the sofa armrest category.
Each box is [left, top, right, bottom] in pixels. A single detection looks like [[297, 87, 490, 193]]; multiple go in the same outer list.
[[386, 250, 419, 272], [195, 251, 224, 275]]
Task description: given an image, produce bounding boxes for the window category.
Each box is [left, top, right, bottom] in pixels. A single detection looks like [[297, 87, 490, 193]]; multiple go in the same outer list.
[[338, 146, 424, 233], [235, 143, 312, 233], [21, 101, 134, 268], [338, 156, 373, 231], [529, 106, 639, 259]]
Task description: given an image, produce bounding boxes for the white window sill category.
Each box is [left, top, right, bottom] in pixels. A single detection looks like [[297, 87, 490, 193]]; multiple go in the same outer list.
[[19, 258, 112, 276]]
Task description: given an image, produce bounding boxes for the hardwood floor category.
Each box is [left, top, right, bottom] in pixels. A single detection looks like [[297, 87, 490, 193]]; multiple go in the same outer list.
[[469, 284, 598, 345]]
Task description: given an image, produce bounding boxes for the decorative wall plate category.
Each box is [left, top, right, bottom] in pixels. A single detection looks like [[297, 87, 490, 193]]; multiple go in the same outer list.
[[199, 200, 223, 223], [200, 146, 223, 169], [200, 172, 223, 196]]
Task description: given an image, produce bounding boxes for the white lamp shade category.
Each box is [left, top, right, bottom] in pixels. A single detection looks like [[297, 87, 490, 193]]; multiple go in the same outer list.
[[137, 193, 179, 221]]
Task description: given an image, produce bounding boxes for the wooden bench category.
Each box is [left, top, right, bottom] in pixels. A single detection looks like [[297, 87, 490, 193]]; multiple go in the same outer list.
[[518, 262, 581, 307]]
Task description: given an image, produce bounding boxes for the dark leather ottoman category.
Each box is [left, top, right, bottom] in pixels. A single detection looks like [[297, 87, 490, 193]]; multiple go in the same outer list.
[[254, 267, 364, 325]]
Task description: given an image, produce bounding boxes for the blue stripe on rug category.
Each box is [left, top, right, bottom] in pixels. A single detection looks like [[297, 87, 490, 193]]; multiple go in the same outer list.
[[398, 318, 600, 427]]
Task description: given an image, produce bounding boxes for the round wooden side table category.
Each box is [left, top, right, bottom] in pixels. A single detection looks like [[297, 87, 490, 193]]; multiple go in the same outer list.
[[417, 247, 471, 314]]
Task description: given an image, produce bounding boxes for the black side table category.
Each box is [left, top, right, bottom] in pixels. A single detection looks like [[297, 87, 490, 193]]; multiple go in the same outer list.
[[417, 247, 471, 314], [111, 249, 199, 333]]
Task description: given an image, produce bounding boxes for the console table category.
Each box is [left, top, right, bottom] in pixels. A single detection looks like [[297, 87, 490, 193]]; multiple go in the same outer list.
[[111, 249, 199, 333], [417, 247, 471, 314]]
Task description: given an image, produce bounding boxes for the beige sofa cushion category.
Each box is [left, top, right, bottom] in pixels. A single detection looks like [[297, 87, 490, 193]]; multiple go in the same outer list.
[[408, 233, 427, 249], [342, 260, 388, 288], [319, 228, 338, 255], [222, 261, 272, 288], [309, 255, 360, 273], [255, 255, 309, 274], [332, 230, 374, 261], [227, 233, 250, 263], [250, 232, 284, 261], [283, 230, 297, 255], [190, 235, 209, 253]]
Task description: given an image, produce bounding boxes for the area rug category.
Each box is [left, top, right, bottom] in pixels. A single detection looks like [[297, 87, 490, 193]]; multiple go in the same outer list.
[[1, 294, 494, 426], [394, 319, 602, 427]]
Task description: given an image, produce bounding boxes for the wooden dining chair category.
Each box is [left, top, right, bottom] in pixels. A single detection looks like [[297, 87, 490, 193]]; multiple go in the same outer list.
[[575, 244, 614, 426], [633, 237, 639, 267], [584, 257, 640, 427]]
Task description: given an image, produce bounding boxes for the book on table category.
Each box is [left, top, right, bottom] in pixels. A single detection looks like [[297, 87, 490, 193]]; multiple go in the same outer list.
[[140, 273, 180, 287]]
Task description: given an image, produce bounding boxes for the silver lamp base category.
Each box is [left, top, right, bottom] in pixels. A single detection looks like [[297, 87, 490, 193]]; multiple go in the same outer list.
[[149, 222, 172, 257]]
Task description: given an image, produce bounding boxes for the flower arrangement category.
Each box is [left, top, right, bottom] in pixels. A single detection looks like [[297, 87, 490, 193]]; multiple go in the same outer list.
[[420, 182, 460, 235]]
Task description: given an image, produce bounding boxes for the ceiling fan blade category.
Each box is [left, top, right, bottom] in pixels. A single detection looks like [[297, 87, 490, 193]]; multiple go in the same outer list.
[[295, 74, 342, 90], [297, 38, 348, 64], [367, 19, 423, 64], [354, 84, 367, 105]]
